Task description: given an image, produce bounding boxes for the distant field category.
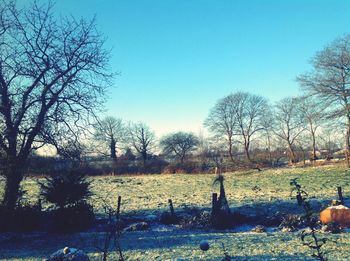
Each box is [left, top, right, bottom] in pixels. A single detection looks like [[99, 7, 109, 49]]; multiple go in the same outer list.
[[1, 164, 350, 260]]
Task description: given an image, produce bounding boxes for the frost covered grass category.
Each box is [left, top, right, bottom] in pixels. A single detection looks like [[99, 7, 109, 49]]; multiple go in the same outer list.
[[1, 164, 349, 215], [1, 229, 350, 260], [1, 164, 350, 260]]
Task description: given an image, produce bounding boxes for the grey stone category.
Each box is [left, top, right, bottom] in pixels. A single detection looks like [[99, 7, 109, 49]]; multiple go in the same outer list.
[[123, 222, 149, 232], [251, 225, 266, 233], [48, 247, 89, 261]]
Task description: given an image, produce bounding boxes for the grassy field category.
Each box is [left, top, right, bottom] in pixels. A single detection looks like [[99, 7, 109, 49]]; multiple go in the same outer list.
[[1, 164, 350, 260]]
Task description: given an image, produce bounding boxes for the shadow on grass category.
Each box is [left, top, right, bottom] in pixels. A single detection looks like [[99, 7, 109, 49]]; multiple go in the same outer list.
[[0, 197, 339, 259], [0, 229, 314, 260]]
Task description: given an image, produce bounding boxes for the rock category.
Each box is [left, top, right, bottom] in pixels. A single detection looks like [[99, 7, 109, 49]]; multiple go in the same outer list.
[[48, 247, 89, 261], [123, 222, 149, 232], [281, 227, 292, 233], [251, 225, 266, 233], [331, 199, 342, 206], [320, 205, 350, 227]]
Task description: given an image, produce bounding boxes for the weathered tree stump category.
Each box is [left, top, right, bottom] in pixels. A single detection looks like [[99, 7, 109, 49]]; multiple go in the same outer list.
[[211, 175, 232, 229]]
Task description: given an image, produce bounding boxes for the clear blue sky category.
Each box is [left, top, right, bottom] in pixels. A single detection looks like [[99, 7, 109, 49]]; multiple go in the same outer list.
[[50, 0, 349, 136]]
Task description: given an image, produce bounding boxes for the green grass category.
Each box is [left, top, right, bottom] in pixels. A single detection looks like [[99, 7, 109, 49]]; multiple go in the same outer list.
[[1, 164, 350, 260]]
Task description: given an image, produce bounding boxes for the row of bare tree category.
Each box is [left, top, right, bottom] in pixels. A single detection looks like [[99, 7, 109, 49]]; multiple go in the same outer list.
[[91, 93, 342, 168], [92, 118, 200, 165]]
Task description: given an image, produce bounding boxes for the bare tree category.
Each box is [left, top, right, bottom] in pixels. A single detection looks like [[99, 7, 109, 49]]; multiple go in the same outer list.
[[231, 92, 270, 162], [297, 97, 325, 161], [274, 97, 305, 163], [260, 106, 275, 166], [205, 92, 269, 162], [204, 95, 238, 162], [0, 1, 113, 209], [297, 35, 350, 166], [94, 116, 126, 161], [128, 122, 155, 168], [160, 131, 199, 163], [318, 122, 343, 159]]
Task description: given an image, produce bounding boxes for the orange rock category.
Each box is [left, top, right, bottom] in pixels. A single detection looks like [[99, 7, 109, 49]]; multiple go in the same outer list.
[[320, 205, 350, 227]]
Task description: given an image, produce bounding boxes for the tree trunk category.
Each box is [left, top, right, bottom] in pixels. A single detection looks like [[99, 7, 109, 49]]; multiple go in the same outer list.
[[228, 137, 234, 163], [346, 117, 350, 168], [244, 144, 251, 162], [110, 138, 117, 161], [142, 151, 147, 169], [299, 146, 306, 165], [2, 159, 24, 210], [287, 142, 296, 164], [180, 155, 185, 164], [244, 136, 251, 162], [311, 131, 317, 161], [267, 134, 273, 166]]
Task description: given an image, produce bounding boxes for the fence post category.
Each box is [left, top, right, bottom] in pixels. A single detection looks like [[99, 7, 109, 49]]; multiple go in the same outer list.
[[116, 195, 122, 220], [337, 187, 344, 205], [168, 199, 175, 216]]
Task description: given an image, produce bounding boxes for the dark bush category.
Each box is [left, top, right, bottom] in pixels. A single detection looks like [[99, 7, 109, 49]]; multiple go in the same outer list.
[[231, 212, 251, 225], [162, 161, 198, 174], [51, 201, 95, 232], [40, 171, 95, 232], [40, 171, 91, 208], [160, 211, 179, 225], [0, 204, 41, 232]]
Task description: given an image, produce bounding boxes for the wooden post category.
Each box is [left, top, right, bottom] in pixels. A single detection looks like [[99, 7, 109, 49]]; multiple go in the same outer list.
[[337, 187, 344, 205], [116, 195, 122, 220], [168, 199, 175, 216]]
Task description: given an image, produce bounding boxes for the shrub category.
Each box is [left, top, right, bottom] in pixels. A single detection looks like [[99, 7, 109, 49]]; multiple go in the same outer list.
[[40, 171, 94, 232], [279, 214, 304, 232], [40, 171, 91, 208], [51, 201, 94, 232], [0, 204, 41, 232], [180, 211, 211, 228], [160, 211, 179, 225]]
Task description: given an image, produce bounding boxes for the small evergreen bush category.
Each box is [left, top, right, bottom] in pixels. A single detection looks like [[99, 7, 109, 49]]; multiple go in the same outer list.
[[40, 171, 94, 232]]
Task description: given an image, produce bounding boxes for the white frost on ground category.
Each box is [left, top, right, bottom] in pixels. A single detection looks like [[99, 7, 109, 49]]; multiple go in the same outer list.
[[326, 205, 349, 209]]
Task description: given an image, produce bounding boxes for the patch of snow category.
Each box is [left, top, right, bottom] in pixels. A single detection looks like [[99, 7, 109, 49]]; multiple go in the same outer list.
[[151, 224, 179, 232], [326, 205, 349, 209]]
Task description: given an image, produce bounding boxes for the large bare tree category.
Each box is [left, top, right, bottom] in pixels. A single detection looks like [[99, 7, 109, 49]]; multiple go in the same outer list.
[[297, 35, 350, 166], [0, 1, 113, 209], [94, 116, 126, 161], [205, 92, 269, 162], [274, 97, 305, 163], [128, 122, 155, 168], [231, 92, 270, 162], [297, 97, 325, 161], [160, 131, 199, 163], [204, 95, 237, 162]]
